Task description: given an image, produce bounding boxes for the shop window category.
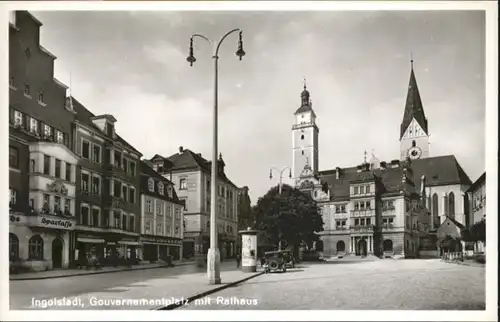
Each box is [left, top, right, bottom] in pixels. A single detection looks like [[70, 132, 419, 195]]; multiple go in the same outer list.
[[28, 235, 44, 260]]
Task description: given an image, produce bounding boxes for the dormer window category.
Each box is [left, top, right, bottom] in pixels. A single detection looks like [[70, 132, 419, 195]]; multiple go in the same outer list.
[[148, 178, 154, 192], [167, 186, 173, 198], [158, 182, 164, 195], [38, 91, 46, 106]]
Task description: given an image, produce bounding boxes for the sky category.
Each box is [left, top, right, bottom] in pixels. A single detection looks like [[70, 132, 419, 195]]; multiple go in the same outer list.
[[31, 10, 486, 204]]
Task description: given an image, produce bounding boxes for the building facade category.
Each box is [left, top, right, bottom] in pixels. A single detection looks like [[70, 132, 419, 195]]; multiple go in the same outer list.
[[465, 172, 486, 253], [139, 161, 184, 262], [293, 62, 471, 258], [71, 99, 143, 266], [9, 11, 80, 271], [146, 147, 240, 260]]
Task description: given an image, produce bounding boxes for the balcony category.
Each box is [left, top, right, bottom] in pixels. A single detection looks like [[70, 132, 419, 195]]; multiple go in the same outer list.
[[351, 209, 374, 217], [351, 225, 375, 232]]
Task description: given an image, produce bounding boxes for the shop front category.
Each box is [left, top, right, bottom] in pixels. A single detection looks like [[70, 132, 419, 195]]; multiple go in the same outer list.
[[73, 231, 140, 267], [140, 235, 183, 262], [9, 213, 76, 271]]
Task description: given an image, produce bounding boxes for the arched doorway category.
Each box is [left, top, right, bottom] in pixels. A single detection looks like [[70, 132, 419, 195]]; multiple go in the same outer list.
[[52, 238, 64, 269], [383, 239, 393, 252], [336, 240, 345, 253], [357, 239, 367, 256]]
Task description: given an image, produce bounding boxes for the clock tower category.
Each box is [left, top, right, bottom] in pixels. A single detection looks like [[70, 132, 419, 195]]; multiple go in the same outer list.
[[400, 60, 430, 160], [292, 81, 319, 180]]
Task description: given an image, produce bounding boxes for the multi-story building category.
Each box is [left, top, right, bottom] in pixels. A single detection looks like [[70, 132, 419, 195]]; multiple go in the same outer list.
[[293, 62, 472, 258], [71, 98, 143, 266], [146, 147, 240, 260], [138, 161, 184, 262], [465, 172, 486, 253], [9, 11, 79, 271]]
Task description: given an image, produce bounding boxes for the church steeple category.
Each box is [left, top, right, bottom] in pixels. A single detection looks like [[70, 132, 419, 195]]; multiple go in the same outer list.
[[295, 77, 314, 115], [400, 60, 428, 140]]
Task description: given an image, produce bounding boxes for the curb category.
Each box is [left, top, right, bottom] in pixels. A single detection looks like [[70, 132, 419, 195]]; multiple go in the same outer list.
[[10, 262, 195, 281], [154, 271, 265, 310]]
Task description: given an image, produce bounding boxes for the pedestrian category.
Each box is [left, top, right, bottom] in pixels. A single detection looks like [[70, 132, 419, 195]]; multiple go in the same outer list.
[[236, 254, 241, 268]]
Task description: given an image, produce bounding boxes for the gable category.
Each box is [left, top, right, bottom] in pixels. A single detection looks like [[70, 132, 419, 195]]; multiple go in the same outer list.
[[401, 118, 427, 140], [437, 217, 463, 239]]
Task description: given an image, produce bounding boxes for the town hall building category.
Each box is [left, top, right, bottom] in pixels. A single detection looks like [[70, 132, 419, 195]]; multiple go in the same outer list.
[[293, 62, 472, 259]]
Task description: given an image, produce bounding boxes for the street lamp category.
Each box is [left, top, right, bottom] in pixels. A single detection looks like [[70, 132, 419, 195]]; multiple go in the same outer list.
[[269, 166, 292, 250], [187, 29, 245, 285]]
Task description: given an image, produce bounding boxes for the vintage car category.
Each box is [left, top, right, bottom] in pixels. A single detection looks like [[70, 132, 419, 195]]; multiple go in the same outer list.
[[262, 251, 291, 273], [281, 250, 296, 268]]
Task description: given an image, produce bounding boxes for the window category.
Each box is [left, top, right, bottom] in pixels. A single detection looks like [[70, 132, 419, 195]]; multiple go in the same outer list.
[[360, 218, 365, 226], [30, 159, 36, 173], [448, 192, 455, 218], [43, 155, 51, 175], [129, 187, 135, 204], [64, 199, 71, 214], [175, 226, 180, 235], [366, 185, 370, 194], [56, 131, 64, 144], [129, 216, 135, 232], [24, 84, 30, 96], [123, 158, 128, 172], [92, 175, 100, 195], [79, 173, 89, 193], [9, 76, 16, 89], [360, 202, 365, 210], [92, 208, 100, 227], [82, 140, 90, 159], [158, 183, 164, 195], [113, 181, 121, 198], [167, 186, 173, 198], [354, 202, 359, 210], [156, 224, 163, 235], [354, 218, 359, 226], [412, 140, 416, 148], [301, 134, 304, 140], [156, 200, 162, 215], [29, 117, 38, 134], [148, 178, 154, 192], [360, 186, 364, 194], [43, 124, 52, 139], [122, 214, 127, 230], [65, 162, 72, 181], [113, 211, 121, 229], [9, 146, 18, 168], [9, 234, 19, 261], [179, 179, 187, 190], [38, 92, 44, 104], [146, 199, 153, 213], [14, 111, 23, 126], [30, 198, 35, 210], [366, 218, 371, 226], [114, 151, 122, 168], [122, 185, 128, 201], [301, 151, 304, 155], [129, 161, 136, 176], [9, 188, 17, 206], [353, 187, 359, 195], [80, 205, 89, 225], [43, 194, 50, 209], [54, 196, 61, 213], [28, 235, 43, 260], [55, 159, 61, 178], [366, 201, 371, 209]]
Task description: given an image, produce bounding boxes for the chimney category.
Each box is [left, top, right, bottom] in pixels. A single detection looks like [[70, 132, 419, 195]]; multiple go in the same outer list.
[[197, 153, 202, 157], [335, 167, 341, 180], [356, 165, 363, 173], [380, 161, 387, 170], [179, 146, 184, 153], [391, 159, 400, 168]]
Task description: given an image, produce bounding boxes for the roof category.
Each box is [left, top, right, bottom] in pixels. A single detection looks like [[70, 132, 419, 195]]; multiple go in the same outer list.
[[466, 172, 486, 193], [444, 215, 465, 230], [148, 149, 239, 188], [139, 160, 183, 204], [318, 155, 471, 200], [319, 163, 407, 200], [400, 66, 428, 139], [294, 85, 316, 115], [411, 155, 472, 190], [70, 96, 141, 155]]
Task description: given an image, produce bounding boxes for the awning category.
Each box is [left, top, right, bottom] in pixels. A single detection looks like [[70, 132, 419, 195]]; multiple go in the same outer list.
[[77, 238, 105, 243], [118, 241, 141, 246]]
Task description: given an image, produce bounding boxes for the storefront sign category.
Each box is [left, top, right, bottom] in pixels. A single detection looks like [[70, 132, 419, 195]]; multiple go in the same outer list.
[[30, 215, 76, 231], [141, 236, 182, 245]]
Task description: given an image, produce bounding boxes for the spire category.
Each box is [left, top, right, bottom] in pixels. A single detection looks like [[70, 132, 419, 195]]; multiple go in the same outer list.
[[301, 77, 310, 107], [400, 58, 428, 139]]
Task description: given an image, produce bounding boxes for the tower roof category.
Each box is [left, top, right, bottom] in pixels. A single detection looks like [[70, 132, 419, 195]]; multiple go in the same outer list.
[[400, 62, 428, 139], [294, 80, 315, 115]]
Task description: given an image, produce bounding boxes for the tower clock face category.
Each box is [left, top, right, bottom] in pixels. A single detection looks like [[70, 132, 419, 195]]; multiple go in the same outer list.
[[408, 146, 422, 159]]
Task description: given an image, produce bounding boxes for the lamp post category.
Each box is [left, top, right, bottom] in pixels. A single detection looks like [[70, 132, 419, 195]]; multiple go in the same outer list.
[[187, 29, 245, 285], [269, 166, 292, 251]]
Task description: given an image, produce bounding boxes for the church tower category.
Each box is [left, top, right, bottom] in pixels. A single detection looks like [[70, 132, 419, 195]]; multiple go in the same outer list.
[[292, 80, 319, 180], [400, 60, 430, 160]]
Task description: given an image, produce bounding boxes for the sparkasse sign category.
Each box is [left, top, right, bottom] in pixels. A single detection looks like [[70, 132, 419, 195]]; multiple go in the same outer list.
[[32, 215, 76, 231]]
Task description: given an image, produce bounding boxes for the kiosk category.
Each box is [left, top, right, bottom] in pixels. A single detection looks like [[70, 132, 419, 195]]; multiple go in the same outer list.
[[239, 227, 259, 272]]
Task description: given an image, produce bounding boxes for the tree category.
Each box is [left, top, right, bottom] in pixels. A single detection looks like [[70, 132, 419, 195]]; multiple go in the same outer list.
[[237, 187, 253, 231], [252, 184, 324, 253], [461, 219, 486, 243]]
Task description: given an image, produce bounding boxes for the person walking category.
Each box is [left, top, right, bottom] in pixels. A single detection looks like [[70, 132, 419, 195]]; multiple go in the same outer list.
[[236, 253, 241, 268]]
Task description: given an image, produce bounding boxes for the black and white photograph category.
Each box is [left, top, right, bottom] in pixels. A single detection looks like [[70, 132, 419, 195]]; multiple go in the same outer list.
[[1, 1, 497, 321]]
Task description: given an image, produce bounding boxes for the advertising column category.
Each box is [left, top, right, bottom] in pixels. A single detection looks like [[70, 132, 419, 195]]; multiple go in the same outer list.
[[239, 228, 259, 272]]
